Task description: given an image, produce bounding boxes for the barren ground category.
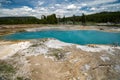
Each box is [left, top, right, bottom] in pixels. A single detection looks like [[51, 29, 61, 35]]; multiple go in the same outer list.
[[0, 24, 120, 36], [0, 39, 120, 80]]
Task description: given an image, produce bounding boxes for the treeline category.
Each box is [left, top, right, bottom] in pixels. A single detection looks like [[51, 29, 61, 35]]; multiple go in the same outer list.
[[0, 16, 40, 24], [0, 11, 120, 24], [86, 11, 120, 23], [40, 14, 58, 24], [0, 14, 58, 24], [63, 11, 120, 24]]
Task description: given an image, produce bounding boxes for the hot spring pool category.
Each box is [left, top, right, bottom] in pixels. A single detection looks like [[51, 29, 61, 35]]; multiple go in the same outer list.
[[1, 30, 120, 45]]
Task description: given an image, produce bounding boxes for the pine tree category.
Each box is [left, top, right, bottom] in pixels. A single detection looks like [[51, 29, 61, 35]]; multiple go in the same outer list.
[[81, 13, 86, 25], [72, 15, 76, 25]]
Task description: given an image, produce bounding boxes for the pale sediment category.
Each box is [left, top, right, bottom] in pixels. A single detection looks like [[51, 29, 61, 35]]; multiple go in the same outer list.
[[0, 25, 120, 36], [0, 38, 120, 80]]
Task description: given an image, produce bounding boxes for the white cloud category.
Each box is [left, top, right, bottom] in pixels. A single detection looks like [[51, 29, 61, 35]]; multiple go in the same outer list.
[[85, 0, 117, 6], [55, 4, 61, 7], [0, 0, 119, 17], [54, 9, 68, 16], [67, 4, 77, 9], [101, 3, 120, 8], [38, 1, 44, 6], [22, 6, 33, 11], [0, 6, 35, 16], [90, 7, 97, 11], [81, 3, 87, 6]]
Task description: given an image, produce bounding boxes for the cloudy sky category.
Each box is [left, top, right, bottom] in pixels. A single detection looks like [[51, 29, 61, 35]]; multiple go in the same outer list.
[[0, 0, 120, 18]]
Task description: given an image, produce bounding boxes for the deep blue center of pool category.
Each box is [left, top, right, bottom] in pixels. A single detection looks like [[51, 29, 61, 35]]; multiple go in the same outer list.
[[1, 30, 120, 45]]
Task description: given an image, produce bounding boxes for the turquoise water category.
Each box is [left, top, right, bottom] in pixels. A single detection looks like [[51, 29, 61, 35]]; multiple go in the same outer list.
[[1, 30, 120, 45]]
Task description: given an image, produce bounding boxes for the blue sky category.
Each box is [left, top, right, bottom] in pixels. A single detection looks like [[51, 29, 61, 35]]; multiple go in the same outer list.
[[0, 0, 120, 18]]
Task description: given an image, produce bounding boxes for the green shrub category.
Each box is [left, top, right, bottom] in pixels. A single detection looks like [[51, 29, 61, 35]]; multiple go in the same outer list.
[[0, 61, 15, 73], [49, 49, 67, 60]]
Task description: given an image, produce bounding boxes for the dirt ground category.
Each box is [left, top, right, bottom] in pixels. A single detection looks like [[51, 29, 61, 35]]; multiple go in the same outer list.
[[0, 39, 119, 80], [0, 24, 120, 36], [27, 45, 120, 80]]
